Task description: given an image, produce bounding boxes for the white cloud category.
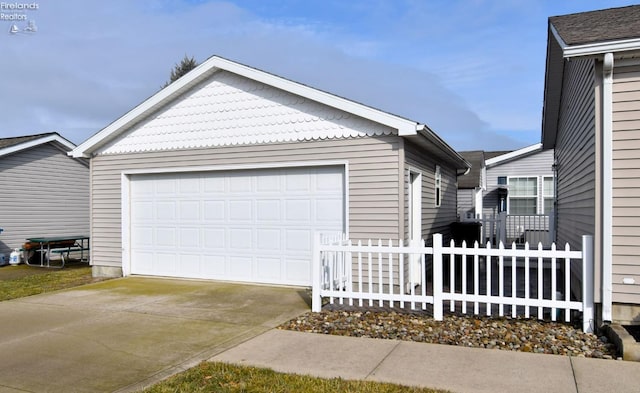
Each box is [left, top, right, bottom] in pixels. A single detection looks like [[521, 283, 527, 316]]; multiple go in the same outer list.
[[2, 0, 602, 151]]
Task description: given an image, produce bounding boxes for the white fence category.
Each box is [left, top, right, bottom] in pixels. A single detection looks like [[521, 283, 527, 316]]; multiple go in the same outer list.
[[312, 234, 594, 333]]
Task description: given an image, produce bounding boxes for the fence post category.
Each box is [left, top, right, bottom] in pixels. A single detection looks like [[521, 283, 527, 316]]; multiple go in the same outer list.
[[582, 235, 594, 333], [433, 233, 443, 321], [311, 232, 322, 312]]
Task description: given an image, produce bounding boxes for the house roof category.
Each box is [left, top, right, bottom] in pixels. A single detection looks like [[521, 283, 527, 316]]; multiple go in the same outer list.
[[0, 132, 76, 158], [70, 55, 468, 170], [458, 151, 484, 189], [542, 5, 640, 148], [550, 5, 640, 46], [485, 143, 542, 167]]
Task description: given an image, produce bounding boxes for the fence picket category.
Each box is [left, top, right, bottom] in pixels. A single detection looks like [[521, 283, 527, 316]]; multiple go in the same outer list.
[[314, 233, 593, 332]]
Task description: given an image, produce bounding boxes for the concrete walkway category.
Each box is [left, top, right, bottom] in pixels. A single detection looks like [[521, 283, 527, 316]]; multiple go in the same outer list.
[[0, 277, 310, 393], [212, 329, 640, 393]]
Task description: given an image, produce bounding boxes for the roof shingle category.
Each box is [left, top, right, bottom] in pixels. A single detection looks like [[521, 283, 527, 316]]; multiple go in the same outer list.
[[550, 5, 640, 46]]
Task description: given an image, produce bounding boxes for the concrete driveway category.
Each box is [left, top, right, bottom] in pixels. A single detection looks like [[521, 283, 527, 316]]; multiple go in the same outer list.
[[0, 277, 310, 392]]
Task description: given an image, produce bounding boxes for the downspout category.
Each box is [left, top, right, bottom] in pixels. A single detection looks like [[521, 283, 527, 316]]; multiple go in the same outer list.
[[602, 52, 614, 323]]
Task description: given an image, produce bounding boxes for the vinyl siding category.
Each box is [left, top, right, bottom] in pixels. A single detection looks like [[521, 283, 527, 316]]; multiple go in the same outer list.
[[457, 188, 474, 219], [611, 63, 640, 304], [90, 136, 401, 268], [554, 58, 596, 250], [0, 144, 90, 256], [404, 140, 458, 242], [483, 149, 555, 217]]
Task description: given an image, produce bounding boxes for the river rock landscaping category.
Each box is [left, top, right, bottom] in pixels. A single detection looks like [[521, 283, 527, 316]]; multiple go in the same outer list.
[[279, 310, 618, 359]]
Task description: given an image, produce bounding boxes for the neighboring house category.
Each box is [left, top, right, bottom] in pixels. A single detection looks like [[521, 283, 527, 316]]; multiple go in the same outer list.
[[0, 133, 89, 258], [71, 56, 469, 287], [483, 144, 555, 220], [458, 144, 554, 245], [542, 5, 640, 325], [457, 150, 485, 220]]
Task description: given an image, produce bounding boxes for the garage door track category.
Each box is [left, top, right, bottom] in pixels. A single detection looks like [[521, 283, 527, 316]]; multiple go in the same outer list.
[[0, 277, 310, 392]]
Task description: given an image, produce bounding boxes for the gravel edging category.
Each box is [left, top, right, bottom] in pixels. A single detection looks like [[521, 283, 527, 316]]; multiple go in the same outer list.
[[278, 310, 618, 359]]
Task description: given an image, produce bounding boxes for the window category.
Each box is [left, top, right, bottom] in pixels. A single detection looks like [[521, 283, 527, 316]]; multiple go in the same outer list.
[[543, 176, 554, 214], [497, 176, 507, 185], [508, 177, 537, 215], [435, 165, 442, 207]]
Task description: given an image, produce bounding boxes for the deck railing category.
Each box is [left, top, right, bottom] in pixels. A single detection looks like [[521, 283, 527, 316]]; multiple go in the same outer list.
[[312, 233, 594, 333]]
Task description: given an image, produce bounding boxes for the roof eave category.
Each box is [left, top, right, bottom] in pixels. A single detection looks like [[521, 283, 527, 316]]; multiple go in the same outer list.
[[485, 143, 542, 167], [0, 133, 76, 158], [71, 56, 424, 158]]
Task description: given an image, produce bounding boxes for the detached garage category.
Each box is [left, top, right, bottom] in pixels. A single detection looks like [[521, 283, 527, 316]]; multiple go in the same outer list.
[[71, 56, 469, 286]]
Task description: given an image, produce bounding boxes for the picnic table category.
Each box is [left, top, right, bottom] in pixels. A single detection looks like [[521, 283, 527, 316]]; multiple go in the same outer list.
[[23, 235, 90, 268]]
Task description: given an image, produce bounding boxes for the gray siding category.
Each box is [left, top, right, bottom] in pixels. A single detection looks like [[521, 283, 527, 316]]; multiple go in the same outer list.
[[483, 149, 554, 218], [404, 141, 458, 242], [0, 143, 90, 256], [554, 58, 596, 250], [91, 136, 401, 269], [457, 188, 474, 219], [612, 64, 640, 304]]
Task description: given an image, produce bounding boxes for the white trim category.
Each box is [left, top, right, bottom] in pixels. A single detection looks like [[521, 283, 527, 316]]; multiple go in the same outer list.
[[485, 143, 542, 167], [120, 160, 350, 277], [0, 134, 75, 158], [71, 56, 422, 158], [121, 172, 131, 277], [601, 52, 614, 323]]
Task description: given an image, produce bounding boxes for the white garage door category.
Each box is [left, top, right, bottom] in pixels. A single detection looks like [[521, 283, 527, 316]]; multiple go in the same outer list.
[[129, 166, 344, 286]]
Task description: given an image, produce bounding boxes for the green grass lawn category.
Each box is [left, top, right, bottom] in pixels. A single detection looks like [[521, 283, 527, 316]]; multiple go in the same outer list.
[[143, 362, 450, 393], [0, 263, 104, 301]]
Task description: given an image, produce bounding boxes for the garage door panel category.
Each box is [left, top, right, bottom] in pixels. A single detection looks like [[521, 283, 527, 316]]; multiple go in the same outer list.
[[204, 201, 225, 221], [179, 228, 200, 247], [285, 200, 312, 221], [157, 201, 176, 220], [179, 201, 200, 220], [131, 225, 153, 246], [156, 227, 176, 246], [229, 200, 253, 221], [257, 200, 280, 221], [204, 228, 225, 248], [130, 166, 344, 285], [257, 229, 280, 250]]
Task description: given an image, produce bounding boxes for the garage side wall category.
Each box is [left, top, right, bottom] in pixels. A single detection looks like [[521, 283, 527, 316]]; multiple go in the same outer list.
[[404, 140, 458, 243], [90, 136, 401, 275]]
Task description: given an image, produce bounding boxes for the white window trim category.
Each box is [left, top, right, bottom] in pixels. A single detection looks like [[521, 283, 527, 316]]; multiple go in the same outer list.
[[505, 175, 555, 215]]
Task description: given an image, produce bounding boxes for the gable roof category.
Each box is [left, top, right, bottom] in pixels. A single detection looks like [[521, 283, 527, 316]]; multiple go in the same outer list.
[[0, 132, 76, 158], [458, 151, 484, 189], [542, 5, 640, 148], [485, 143, 542, 167], [70, 56, 468, 169], [550, 5, 640, 47]]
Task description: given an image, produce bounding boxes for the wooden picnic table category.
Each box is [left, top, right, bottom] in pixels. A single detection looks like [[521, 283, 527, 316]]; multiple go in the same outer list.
[[24, 235, 90, 268]]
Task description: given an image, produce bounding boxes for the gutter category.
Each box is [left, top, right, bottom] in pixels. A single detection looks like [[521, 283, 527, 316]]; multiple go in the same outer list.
[[602, 52, 614, 323], [415, 124, 471, 174]]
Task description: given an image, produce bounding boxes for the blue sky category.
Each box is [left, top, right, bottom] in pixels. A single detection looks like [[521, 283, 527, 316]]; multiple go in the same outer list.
[[1, 0, 636, 150]]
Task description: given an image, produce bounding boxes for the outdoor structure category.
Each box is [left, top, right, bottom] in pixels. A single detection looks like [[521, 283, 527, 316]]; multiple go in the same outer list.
[[0, 133, 89, 258], [71, 56, 469, 286], [457, 150, 486, 220], [542, 5, 640, 325], [457, 144, 555, 246]]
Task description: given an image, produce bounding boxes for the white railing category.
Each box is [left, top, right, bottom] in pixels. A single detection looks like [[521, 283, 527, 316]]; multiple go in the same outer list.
[[312, 234, 594, 333], [463, 212, 553, 247]]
